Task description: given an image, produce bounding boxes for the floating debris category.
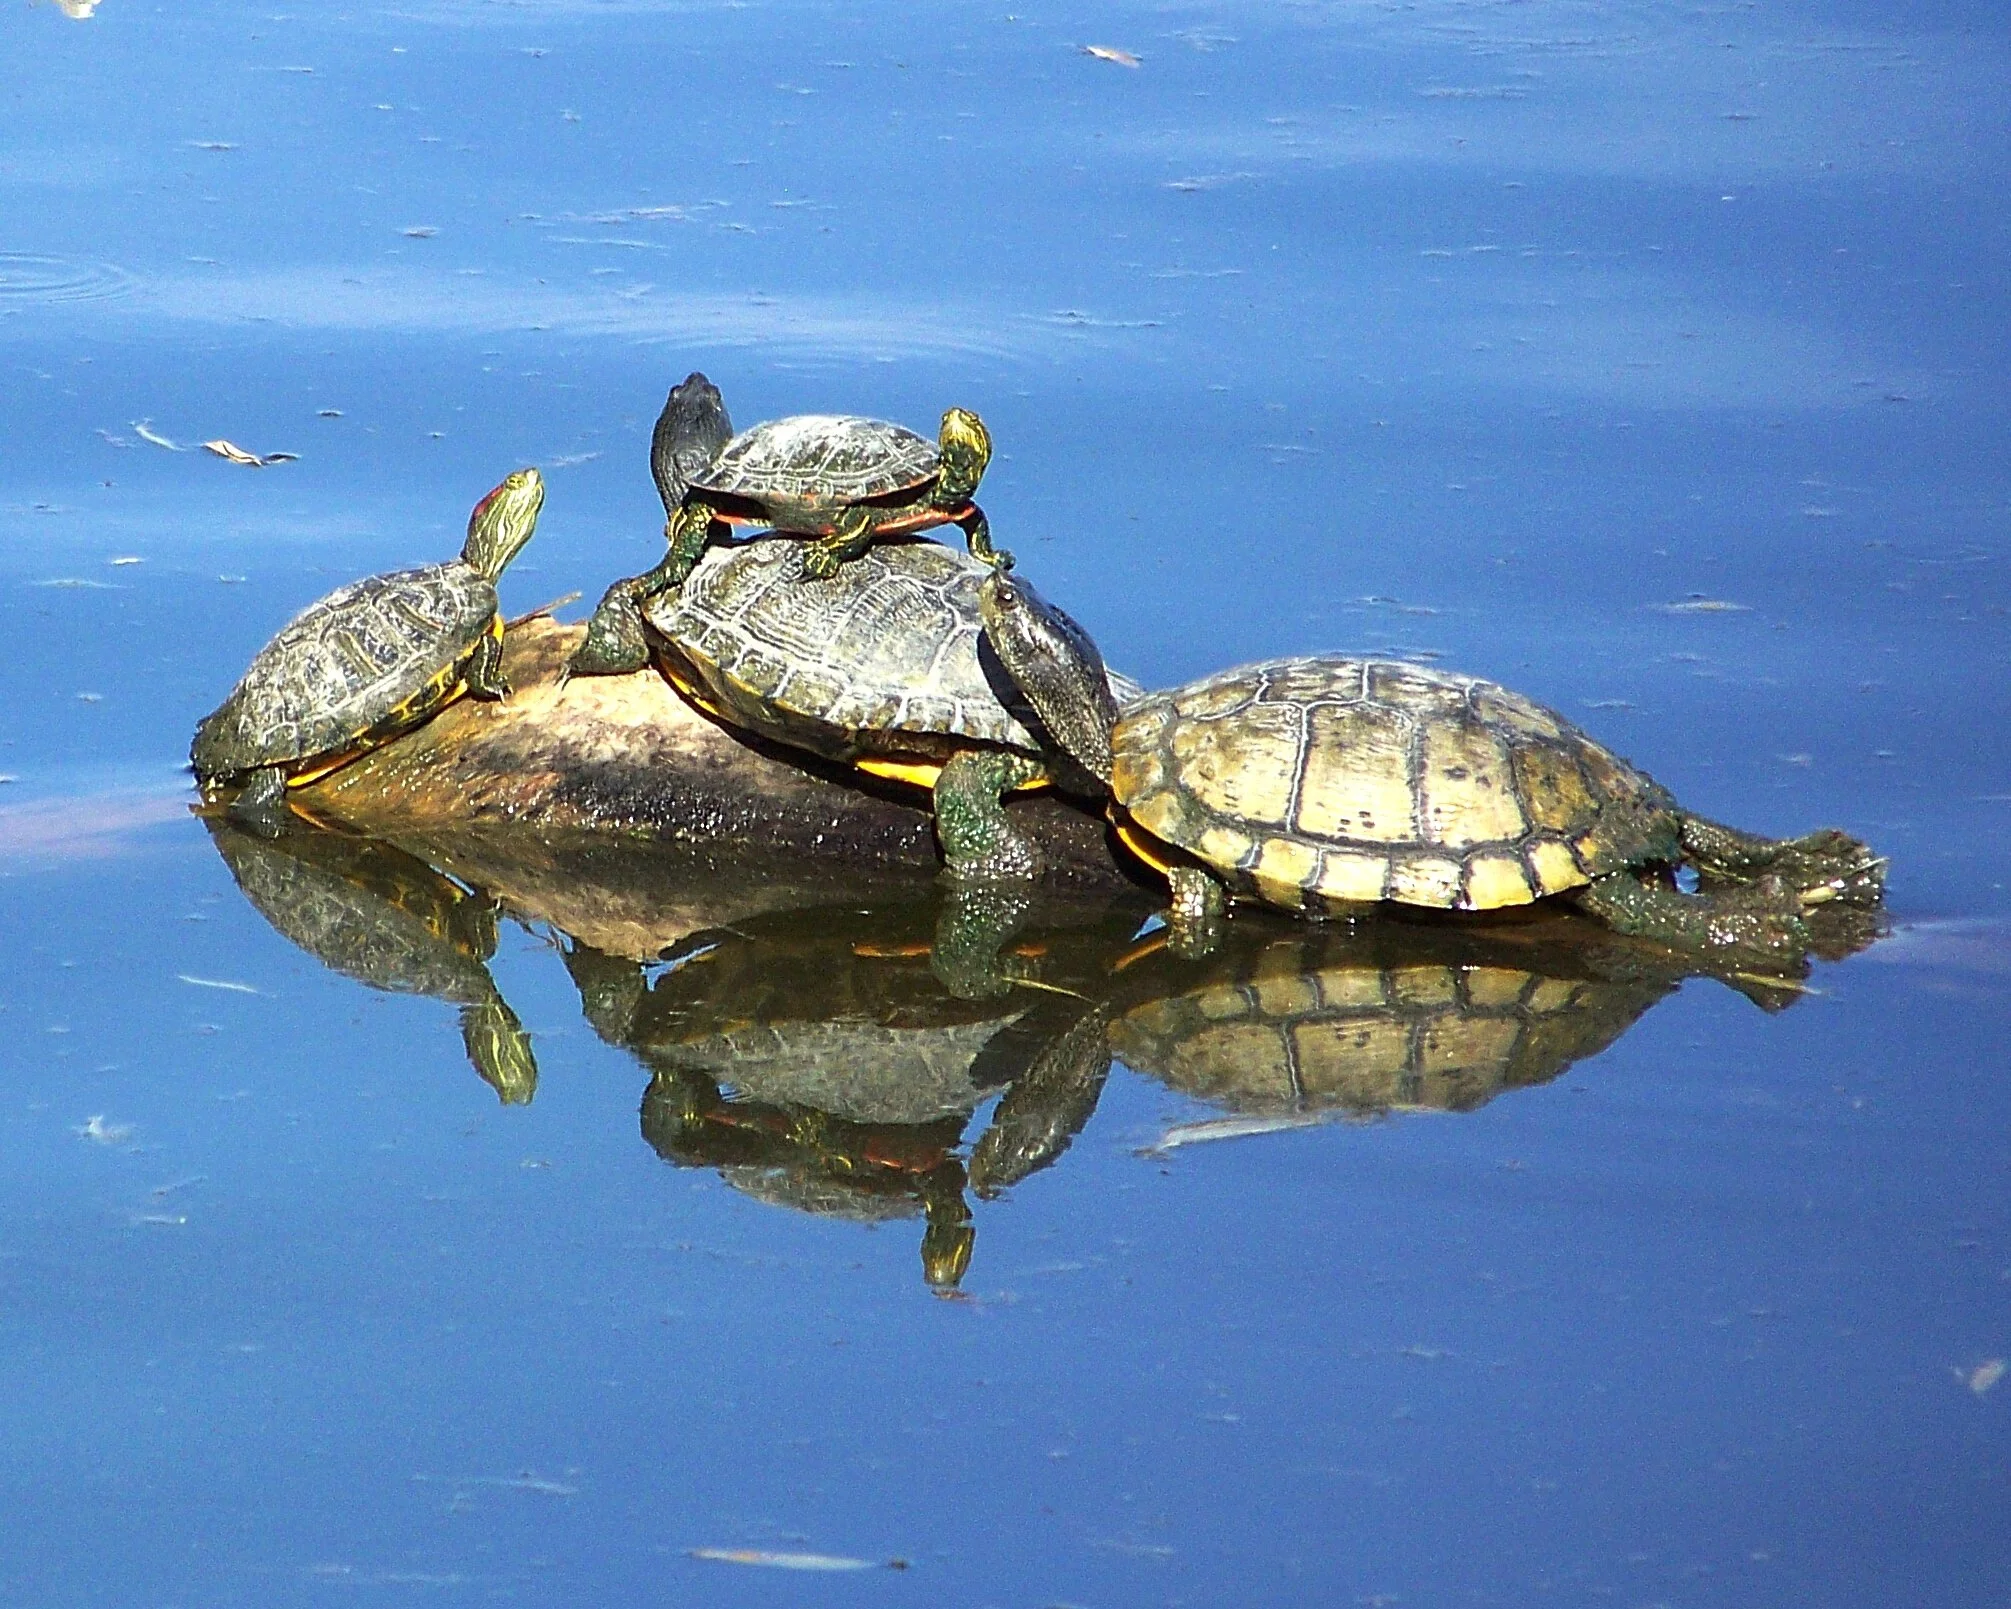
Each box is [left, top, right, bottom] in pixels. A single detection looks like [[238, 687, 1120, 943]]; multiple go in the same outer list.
[[132, 420, 184, 451], [76, 1114, 134, 1144], [1138, 1113, 1329, 1155], [689, 1549, 884, 1572], [1967, 1359, 2005, 1395], [178, 974, 261, 995], [1083, 44, 1141, 67], [203, 439, 299, 467], [401, 226, 439, 239], [1656, 597, 1752, 614]]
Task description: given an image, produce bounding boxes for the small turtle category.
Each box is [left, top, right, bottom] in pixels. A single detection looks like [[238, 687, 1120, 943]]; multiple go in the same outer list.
[[204, 818, 539, 1104], [570, 373, 1003, 674], [978, 569, 1885, 967], [191, 467, 545, 830], [566, 408, 1131, 883]]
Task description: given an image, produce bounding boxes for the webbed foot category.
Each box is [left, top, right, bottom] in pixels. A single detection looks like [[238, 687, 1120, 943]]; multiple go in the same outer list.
[[1164, 865, 1229, 960], [1574, 868, 1814, 973], [565, 578, 653, 679]]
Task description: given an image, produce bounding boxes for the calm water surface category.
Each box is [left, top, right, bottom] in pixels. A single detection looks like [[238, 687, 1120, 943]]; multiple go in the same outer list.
[[3, 1, 2007, 1603]]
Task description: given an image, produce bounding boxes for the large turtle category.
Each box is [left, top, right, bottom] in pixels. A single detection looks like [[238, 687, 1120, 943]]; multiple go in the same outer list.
[[570, 373, 1004, 677], [191, 467, 545, 830], [977, 569, 1885, 967]]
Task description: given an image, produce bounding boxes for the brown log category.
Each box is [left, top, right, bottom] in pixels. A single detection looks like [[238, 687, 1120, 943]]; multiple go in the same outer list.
[[297, 614, 1142, 894]]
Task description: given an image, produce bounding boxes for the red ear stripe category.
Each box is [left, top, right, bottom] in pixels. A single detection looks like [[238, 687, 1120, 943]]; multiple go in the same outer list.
[[467, 481, 506, 541]]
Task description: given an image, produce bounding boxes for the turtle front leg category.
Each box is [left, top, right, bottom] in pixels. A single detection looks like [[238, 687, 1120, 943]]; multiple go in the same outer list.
[[1678, 815, 1886, 909], [931, 880, 1035, 1000], [564, 577, 654, 679], [954, 503, 1013, 571], [932, 748, 1045, 884], [225, 764, 292, 836], [1572, 868, 1812, 973], [465, 626, 510, 700], [802, 504, 879, 580], [660, 500, 722, 590], [1164, 864, 1229, 959]]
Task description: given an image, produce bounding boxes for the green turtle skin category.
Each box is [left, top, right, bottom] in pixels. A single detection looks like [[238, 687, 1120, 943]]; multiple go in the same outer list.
[[204, 818, 539, 1104], [977, 569, 1885, 968], [191, 468, 544, 829]]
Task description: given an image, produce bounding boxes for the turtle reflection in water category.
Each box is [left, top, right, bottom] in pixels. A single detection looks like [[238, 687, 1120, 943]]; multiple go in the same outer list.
[[203, 817, 538, 1103], [565, 897, 1126, 1290], [1106, 916, 1783, 1135]]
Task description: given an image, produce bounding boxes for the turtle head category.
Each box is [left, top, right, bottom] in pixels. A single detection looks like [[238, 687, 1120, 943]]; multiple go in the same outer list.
[[935, 406, 992, 504], [978, 568, 1119, 786], [651, 371, 734, 518], [462, 467, 545, 580]]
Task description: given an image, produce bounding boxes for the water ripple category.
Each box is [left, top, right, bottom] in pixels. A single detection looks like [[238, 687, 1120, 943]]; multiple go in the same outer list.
[[0, 251, 137, 305]]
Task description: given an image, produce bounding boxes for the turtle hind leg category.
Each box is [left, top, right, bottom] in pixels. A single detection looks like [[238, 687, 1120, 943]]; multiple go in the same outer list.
[[802, 504, 878, 580], [932, 748, 1045, 885], [1679, 815, 1886, 909], [565, 578, 654, 679], [1572, 868, 1812, 973], [225, 765, 292, 836], [931, 881, 1035, 1000], [1165, 865, 1228, 959]]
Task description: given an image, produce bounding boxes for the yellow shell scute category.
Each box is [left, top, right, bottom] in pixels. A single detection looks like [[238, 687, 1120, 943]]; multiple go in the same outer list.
[[1315, 849, 1389, 904], [1526, 977, 1584, 1013], [1419, 1015, 1523, 1091], [1125, 788, 1191, 851], [1462, 967, 1533, 1010], [1196, 822, 1258, 874], [1513, 742, 1596, 835], [1169, 702, 1303, 826], [1251, 837, 1320, 908], [1368, 661, 1469, 719], [1253, 972, 1322, 1017], [1296, 701, 1417, 844], [1319, 968, 1392, 1010], [1419, 721, 1527, 849], [1387, 853, 1462, 908], [1173, 676, 1258, 720], [1470, 682, 1565, 741], [1291, 1018, 1413, 1105], [1526, 837, 1588, 896], [1389, 966, 1460, 1008], [1461, 853, 1535, 911], [1110, 745, 1166, 804], [1194, 984, 1255, 1022]]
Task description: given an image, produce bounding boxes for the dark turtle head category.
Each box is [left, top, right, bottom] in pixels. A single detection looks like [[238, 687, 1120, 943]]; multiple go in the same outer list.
[[935, 406, 992, 505], [651, 371, 734, 517], [978, 568, 1120, 787], [461, 467, 544, 581]]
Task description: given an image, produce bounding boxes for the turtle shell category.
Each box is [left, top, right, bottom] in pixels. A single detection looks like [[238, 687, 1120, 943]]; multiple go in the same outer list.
[[643, 538, 1045, 769], [692, 413, 939, 521], [191, 561, 498, 779], [1109, 928, 1674, 1118], [1110, 656, 1681, 915]]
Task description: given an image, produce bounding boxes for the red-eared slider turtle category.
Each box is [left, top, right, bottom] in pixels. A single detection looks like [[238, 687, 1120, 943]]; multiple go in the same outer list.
[[570, 373, 1003, 676], [191, 468, 545, 830], [566, 410, 1133, 883], [576, 896, 1127, 1288], [203, 817, 539, 1104], [978, 570, 1885, 966]]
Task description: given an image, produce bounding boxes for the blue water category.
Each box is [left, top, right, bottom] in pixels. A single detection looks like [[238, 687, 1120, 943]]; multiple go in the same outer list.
[[2, 1, 2006, 1602]]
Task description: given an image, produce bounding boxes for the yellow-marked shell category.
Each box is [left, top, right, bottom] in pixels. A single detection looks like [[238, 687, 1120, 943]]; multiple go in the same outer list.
[[1112, 656, 1681, 916]]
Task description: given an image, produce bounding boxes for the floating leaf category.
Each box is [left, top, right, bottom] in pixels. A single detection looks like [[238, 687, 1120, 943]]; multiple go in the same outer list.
[[1083, 45, 1142, 67], [203, 439, 299, 467], [689, 1549, 879, 1572], [1969, 1359, 2006, 1395]]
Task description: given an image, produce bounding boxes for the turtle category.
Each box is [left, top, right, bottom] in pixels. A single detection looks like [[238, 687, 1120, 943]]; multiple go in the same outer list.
[[1105, 921, 1689, 1133], [204, 817, 539, 1104], [976, 567, 1886, 968], [191, 467, 545, 831], [576, 895, 1127, 1289], [568, 373, 1004, 677]]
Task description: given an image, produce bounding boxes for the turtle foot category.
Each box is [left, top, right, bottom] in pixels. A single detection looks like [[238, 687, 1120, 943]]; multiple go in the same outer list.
[[565, 580, 653, 679], [1576, 869, 1816, 975]]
